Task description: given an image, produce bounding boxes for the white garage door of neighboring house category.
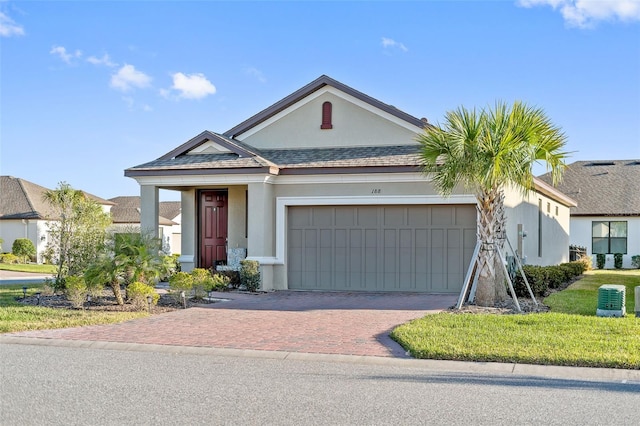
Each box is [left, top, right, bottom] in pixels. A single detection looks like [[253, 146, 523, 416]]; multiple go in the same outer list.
[[287, 205, 477, 293]]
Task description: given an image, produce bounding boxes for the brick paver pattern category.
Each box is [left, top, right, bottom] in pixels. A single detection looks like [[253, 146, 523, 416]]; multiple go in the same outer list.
[[8, 291, 456, 358]]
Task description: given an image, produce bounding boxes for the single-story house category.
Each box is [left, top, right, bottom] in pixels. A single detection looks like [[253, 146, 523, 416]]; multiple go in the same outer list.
[[0, 176, 114, 262], [109, 196, 182, 254], [125, 75, 575, 293], [538, 160, 640, 268]]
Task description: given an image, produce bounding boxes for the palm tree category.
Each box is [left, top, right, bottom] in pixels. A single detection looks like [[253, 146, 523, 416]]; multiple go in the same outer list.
[[417, 101, 568, 306]]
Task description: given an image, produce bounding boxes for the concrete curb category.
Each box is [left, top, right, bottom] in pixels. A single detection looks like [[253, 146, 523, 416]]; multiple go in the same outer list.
[[1, 335, 638, 383]]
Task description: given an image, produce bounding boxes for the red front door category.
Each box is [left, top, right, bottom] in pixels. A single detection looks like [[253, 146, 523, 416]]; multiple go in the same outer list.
[[199, 190, 228, 269]]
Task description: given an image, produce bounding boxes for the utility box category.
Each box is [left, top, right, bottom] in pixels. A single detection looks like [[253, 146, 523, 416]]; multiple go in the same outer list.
[[596, 285, 626, 317]]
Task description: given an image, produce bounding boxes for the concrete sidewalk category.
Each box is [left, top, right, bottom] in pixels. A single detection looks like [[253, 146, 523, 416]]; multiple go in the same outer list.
[[0, 270, 53, 285]]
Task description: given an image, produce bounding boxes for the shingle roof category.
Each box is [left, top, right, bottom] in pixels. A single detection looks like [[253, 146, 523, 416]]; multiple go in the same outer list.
[[109, 196, 177, 225], [537, 160, 640, 216], [0, 176, 114, 220], [126, 144, 423, 176], [159, 201, 181, 221], [263, 145, 422, 169]]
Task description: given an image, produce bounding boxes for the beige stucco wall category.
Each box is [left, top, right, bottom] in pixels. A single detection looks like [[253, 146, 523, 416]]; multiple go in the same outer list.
[[240, 91, 421, 149], [228, 186, 248, 250], [503, 186, 571, 266]]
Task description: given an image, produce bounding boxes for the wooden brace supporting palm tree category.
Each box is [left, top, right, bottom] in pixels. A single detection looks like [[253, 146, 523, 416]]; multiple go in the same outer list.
[[417, 101, 568, 307]]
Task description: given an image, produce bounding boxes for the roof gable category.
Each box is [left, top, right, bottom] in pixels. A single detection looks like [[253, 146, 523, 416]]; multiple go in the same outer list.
[[224, 75, 427, 140], [538, 160, 640, 216], [158, 131, 257, 161]]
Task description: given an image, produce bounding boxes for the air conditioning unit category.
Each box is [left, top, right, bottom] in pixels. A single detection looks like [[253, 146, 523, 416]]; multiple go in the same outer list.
[[596, 285, 626, 317]]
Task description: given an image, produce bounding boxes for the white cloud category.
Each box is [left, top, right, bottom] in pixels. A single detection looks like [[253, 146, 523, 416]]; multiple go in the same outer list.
[[0, 11, 24, 37], [110, 64, 152, 92], [87, 53, 117, 67], [245, 67, 267, 83], [50, 45, 82, 64], [167, 72, 216, 99], [381, 37, 408, 52], [518, 0, 640, 28]]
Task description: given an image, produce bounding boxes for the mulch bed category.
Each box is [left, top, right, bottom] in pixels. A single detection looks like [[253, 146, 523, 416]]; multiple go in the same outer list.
[[17, 290, 217, 313]]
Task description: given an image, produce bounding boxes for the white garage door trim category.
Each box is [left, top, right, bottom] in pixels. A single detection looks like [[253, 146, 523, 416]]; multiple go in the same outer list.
[[247, 195, 476, 265]]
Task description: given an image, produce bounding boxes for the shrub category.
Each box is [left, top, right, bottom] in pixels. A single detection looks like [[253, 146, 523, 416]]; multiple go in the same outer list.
[[169, 271, 193, 301], [613, 253, 623, 269], [191, 268, 214, 299], [12, 238, 36, 262], [514, 265, 547, 297], [64, 275, 88, 309], [211, 273, 231, 291], [41, 278, 56, 296], [575, 254, 592, 271], [127, 281, 159, 310], [596, 254, 606, 269], [545, 266, 565, 289], [218, 270, 240, 289], [0, 253, 21, 264], [632, 255, 640, 269], [239, 260, 261, 292]]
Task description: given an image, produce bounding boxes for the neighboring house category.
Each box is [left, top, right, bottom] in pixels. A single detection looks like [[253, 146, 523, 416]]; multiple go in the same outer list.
[[109, 196, 181, 254], [538, 160, 640, 269], [0, 176, 114, 262], [125, 75, 575, 293]]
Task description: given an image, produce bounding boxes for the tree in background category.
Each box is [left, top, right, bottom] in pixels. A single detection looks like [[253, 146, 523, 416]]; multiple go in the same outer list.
[[417, 101, 568, 306], [42, 182, 111, 287]]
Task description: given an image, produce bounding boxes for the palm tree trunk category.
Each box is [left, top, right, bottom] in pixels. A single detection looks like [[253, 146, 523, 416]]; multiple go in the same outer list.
[[475, 188, 508, 306], [110, 281, 124, 305]]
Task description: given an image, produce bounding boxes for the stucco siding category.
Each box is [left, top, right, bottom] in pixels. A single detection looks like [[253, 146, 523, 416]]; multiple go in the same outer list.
[[0, 219, 49, 262], [503, 187, 571, 266], [570, 216, 640, 269], [240, 91, 420, 149]]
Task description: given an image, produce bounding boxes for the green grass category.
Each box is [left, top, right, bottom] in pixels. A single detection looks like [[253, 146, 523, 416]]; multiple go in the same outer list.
[[391, 270, 640, 369], [0, 284, 148, 333], [0, 263, 57, 274]]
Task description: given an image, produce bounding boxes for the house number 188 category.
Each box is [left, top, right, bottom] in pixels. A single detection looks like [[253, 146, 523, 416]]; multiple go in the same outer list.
[[371, 189, 381, 194]]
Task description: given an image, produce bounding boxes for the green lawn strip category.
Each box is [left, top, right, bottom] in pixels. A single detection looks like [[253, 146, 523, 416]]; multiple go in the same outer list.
[[392, 270, 640, 369], [0, 263, 57, 274], [391, 312, 640, 369], [0, 284, 147, 334]]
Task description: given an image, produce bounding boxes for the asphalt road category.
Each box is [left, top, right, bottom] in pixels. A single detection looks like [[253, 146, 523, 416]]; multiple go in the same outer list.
[[1, 343, 639, 425]]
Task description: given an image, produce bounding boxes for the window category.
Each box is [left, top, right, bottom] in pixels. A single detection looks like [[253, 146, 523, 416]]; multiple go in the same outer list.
[[538, 199, 542, 257], [555, 206, 559, 216], [592, 221, 627, 254], [321, 101, 333, 129]]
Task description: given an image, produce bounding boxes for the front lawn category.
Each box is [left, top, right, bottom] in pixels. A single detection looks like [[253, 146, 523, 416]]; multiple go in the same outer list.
[[0, 263, 57, 274], [391, 270, 640, 369], [0, 284, 148, 333]]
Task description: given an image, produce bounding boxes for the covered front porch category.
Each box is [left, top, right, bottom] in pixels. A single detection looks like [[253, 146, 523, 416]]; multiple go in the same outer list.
[[137, 177, 280, 290]]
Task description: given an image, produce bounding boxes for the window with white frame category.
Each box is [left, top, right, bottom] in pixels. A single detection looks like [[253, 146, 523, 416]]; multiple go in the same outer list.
[[592, 221, 627, 254]]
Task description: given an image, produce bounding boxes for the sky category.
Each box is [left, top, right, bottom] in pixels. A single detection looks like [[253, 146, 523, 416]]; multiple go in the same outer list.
[[1, 0, 639, 202]]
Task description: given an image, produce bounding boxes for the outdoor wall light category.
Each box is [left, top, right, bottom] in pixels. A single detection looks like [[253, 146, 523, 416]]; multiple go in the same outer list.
[[22, 286, 27, 298]]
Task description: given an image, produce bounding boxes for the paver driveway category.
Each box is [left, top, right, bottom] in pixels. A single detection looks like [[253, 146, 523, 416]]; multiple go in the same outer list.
[[8, 291, 457, 358]]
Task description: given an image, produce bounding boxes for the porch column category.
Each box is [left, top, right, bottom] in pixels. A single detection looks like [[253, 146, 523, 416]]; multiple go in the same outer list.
[[179, 189, 196, 272], [247, 181, 275, 290], [140, 185, 159, 238]]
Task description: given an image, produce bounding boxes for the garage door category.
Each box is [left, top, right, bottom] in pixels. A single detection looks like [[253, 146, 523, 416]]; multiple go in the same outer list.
[[287, 205, 476, 293]]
